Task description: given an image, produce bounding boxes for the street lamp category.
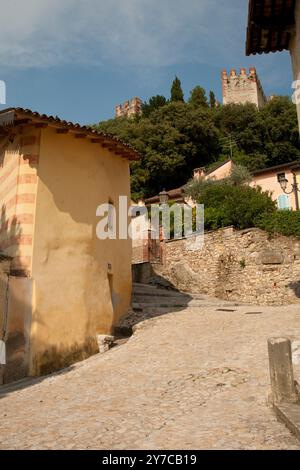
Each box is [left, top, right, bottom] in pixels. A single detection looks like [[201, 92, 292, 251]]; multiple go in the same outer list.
[[278, 172, 300, 210], [159, 189, 169, 205], [278, 175, 288, 192]]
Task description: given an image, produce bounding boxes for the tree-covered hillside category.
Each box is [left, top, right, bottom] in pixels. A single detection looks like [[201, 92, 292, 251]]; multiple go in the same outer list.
[[94, 77, 300, 201]]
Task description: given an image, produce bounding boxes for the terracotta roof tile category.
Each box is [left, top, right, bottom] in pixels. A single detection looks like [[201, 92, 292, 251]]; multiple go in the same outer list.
[[246, 0, 296, 56], [0, 107, 139, 161]]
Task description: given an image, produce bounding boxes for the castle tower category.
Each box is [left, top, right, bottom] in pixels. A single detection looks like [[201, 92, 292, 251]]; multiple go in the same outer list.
[[115, 97, 143, 118], [221, 67, 266, 109]]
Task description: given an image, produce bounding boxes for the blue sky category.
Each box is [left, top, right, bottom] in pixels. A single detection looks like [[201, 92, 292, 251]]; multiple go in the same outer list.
[[0, 0, 294, 124]]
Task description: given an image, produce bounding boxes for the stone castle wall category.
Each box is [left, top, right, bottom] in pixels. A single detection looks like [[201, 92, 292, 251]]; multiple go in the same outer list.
[[152, 227, 300, 305], [222, 68, 266, 109], [115, 97, 143, 118]]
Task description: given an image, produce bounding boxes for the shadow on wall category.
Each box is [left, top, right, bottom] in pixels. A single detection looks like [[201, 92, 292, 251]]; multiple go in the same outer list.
[[116, 263, 193, 335], [0, 204, 92, 393], [32, 131, 130, 349], [0, 204, 30, 386], [288, 281, 300, 298]]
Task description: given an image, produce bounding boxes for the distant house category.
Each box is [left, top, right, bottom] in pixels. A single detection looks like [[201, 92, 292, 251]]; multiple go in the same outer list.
[[0, 107, 139, 383], [197, 159, 300, 210], [251, 161, 300, 210], [246, 0, 300, 130], [193, 159, 234, 182], [146, 158, 300, 211], [144, 187, 186, 205]]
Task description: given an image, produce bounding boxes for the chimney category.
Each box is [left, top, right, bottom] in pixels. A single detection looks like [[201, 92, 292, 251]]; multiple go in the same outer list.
[[193, 167, 206, 180]]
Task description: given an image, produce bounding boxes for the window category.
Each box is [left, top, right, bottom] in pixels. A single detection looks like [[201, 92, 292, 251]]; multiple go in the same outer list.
[[277, 194, 290, 210]]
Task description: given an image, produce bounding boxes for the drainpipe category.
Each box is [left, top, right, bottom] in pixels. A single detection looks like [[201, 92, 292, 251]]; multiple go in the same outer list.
[[292, 172, 300, 211]]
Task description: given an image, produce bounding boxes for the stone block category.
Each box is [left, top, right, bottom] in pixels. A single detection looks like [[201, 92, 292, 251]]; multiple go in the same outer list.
[[292, 341, 300, 366], [268, 337, 298, 404], [96, 335, 114, 354], [261, 250, 284, 265], [274, 402, 300, 442]]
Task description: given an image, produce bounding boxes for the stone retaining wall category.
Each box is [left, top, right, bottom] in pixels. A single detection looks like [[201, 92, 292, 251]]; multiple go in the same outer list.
[[152, 227, 300, 305]]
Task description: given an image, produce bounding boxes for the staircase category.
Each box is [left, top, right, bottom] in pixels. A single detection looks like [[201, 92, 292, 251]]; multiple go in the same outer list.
[[116, 282, 241, 336]]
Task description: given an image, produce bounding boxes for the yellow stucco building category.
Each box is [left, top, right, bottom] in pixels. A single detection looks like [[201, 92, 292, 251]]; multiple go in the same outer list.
[[0, 108, 138, 383]]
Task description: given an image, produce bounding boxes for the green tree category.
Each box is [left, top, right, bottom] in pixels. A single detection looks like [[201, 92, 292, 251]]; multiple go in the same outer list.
[[185, 181, 275, 230], [259, 96, 300, 165], [142, 95, 167, 117], [96, 101, 219, 199], [209, 91, 216, 109], [94, 89, 300, 200], [228, 165, 252, 186], [171, 76, 184, 102], [214, 98, 300, 170], [188, 86, 208, 109], [255, 210, 300, 237]]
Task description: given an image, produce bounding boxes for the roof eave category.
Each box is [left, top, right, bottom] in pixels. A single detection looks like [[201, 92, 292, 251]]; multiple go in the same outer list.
[[246, 0, 296, 56], [0, 108, 139, 161]]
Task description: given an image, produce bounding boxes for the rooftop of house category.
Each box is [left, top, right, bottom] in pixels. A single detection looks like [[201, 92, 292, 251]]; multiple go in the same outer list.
[[202, 159, 300, 177], [246, 0, 296, 56], [252, 160, 300, 175], [204, 159, 232, 176], [143, 160, 300, 205], [144, 187, 184, 205], [0, 107, 139, 161]]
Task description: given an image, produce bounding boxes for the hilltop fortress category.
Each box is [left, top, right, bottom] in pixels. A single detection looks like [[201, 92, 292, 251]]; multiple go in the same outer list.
[[115, 97, 143, 118], [222, 67, 266, 109]]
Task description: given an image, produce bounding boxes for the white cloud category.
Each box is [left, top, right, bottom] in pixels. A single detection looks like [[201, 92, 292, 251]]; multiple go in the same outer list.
[[0, 0, 248, 69]]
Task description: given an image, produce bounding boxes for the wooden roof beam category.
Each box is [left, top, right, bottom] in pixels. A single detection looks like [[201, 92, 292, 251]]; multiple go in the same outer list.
[[250, 19, 295, 33], [34, 122, 48, 128], [14, 118, 32, 126], [74, 133, 87, 139]]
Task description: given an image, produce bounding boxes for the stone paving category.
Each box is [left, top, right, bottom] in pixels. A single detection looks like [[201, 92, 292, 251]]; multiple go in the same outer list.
[[1, 301, 300, 449]]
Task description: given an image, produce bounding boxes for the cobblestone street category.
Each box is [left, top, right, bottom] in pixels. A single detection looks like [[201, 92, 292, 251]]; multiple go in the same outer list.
[[1, 301, 300, 450]]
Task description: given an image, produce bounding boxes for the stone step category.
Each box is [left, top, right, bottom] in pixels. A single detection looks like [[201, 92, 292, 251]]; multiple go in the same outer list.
[[132, 302, 191, 309], [132, 289, 183, 298], [132, 291, 206, 300], [128, 306, 191, 318], [132, 282, 180, 292], [132, 301, 239, 310], [133, 293, 192, 302], [130, 305, 240, 316], [132, 296, 215, 306], [133, 282, 159, 290], [133, 288, 213, 300]]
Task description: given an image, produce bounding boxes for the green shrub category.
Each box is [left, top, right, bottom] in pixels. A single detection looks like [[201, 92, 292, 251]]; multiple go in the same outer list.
[[254, 210, 300, 237], [197, 184, 276, 230], [228, 165, 252, 186]]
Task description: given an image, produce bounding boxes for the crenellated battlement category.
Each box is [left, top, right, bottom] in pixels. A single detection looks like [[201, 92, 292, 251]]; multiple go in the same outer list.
[[115, 97, 143, 118], [222, 67, 266, 108]]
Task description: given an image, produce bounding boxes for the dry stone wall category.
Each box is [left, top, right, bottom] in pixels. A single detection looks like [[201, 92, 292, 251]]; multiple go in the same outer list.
[[152, 227, 300, 305]]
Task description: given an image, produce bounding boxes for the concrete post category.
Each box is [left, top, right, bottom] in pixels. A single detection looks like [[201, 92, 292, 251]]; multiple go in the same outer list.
[[268, 337, 298, 404]]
